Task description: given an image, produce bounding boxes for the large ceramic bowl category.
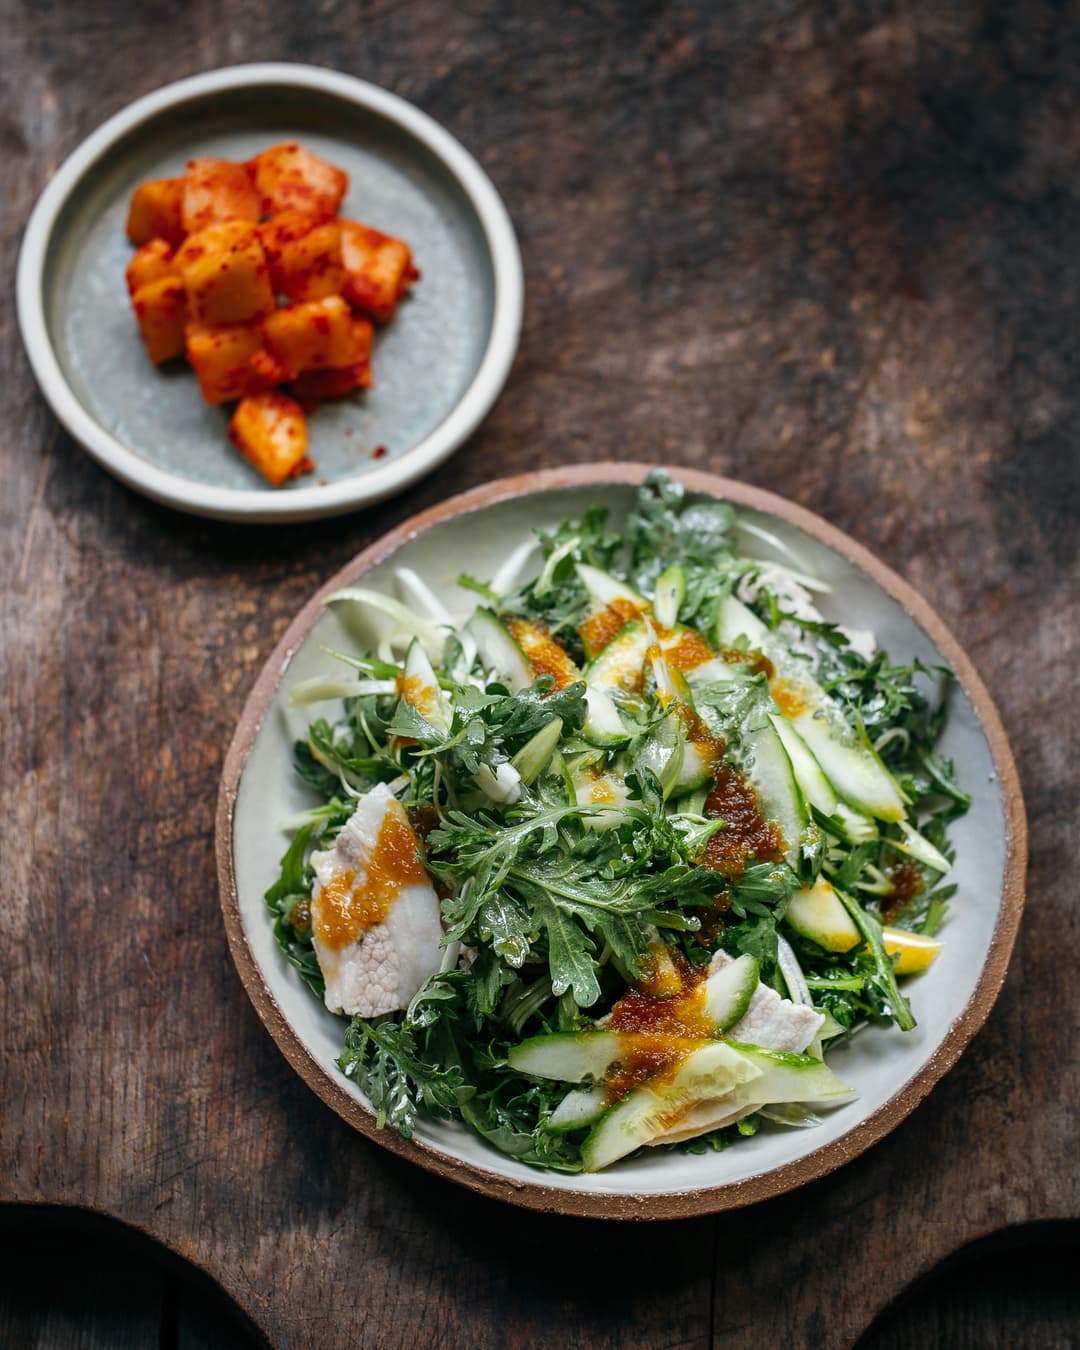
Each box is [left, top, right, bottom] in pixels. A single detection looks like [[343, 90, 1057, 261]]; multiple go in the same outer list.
[[216, 464, 1026, 1218], [17, 64, 522, 522]]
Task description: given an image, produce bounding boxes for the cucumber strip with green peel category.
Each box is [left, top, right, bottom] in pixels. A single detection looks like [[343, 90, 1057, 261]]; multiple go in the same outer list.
[[653, 564, 686, 628], [582, 685, 628, 744], [576, 565, 650, 659], [403, 637, 452, 733], [653, 655, 699, 712], [817, 1011, 848, 1040], [508, 1030, 622, 1081], [794, 713, 908, 823], [739, 720, 808, 867], [777, 722, 889, 849], [646, 1094, 751, 1146], [770, 711, 838, 811], [466, 607, 533, 692], [714, 593, 769, 648], [570, 768, 633, 829], [724, 1043, 855, 1104], [635, 710, 688, 800], [701, 953, 759, 1030], [546, 1086, 607, 1132], [673, 741, 717, 793], [834, 888, 916, 1031], [637, 734, 686, 801], [585, 621, 651, 693], [715, 596, 908, 823], [785, 878, 861, 953], [511, 717, 564, 786], [891, 821, 952, 874], [576, 563, 647, 611], [508, 1030, 700, 1083], [770, 712, 865, 826], [581, 1042, 763, 1171], [686, 658, 740, 687]]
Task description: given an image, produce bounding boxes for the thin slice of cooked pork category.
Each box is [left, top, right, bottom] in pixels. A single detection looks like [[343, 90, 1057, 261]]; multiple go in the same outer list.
[[710, 949, 824, 1053], [309, 782, 443, 1018]]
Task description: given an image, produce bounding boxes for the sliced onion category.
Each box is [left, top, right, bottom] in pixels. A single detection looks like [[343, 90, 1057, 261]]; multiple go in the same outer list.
[[776, 933, 812, 1007], [394, 567, 453, 624]]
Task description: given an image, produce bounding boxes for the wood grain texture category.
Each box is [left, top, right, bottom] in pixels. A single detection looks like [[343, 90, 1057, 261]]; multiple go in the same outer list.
[[1, 1, 1076, 1346]]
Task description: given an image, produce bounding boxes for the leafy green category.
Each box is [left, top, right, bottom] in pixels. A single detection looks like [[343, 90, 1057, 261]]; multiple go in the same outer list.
[[338, 1016, 463, 1137], [262, 470, 969, 1173]]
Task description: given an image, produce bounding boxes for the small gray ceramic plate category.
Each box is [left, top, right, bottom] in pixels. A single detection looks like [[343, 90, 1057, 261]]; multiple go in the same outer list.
[[16, 64, 523, 522]]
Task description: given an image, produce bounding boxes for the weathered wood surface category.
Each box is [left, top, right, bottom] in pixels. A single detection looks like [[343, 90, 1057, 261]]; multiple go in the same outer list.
[[2, 2, 1077, 1345]]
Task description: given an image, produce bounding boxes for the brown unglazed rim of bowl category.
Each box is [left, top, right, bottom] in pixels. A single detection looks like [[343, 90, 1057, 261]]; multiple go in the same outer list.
[[215, 463, 1028, 1220]]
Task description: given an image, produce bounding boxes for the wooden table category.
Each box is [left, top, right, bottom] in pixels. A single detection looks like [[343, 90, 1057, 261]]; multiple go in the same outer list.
[[2, 3, 1077, 1345]]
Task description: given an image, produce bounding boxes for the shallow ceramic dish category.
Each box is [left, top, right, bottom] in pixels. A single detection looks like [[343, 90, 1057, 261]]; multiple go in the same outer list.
[[16, 63, 522, 523], [216, 464, 1026, 1218]]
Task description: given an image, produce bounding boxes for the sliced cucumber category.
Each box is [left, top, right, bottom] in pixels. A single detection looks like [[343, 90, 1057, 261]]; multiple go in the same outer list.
[[646, 1094, 749, 1146], [771, 713, 837, 816], [508, 1030, 622, 1082], [504, 616, 581, 690], [635, 710, 687, 800], [401, 637, 451, 733], [725, 1042, 855, 1105], [685, 657, 739, 688], [653, 564, 686, 628], [467, 607, 532, 693], [576, 563, 647, 611], [818, 1011, 847, 1042], [508, 1029, 697, 1083], [785, 878, 861, 953], [701, 953, 759, 1031], [892, 821, 952, 874], [585, 621, 651, 694], [793, 713, 907, 823], [570, 766, 633, 829], [739, 719, 808, 867], [547, 1086, 607, 1132], [649, 649, 700, 713], [576, 564, 648, 659], [674, 740, 717, 793], [583, 685, 628, 745], [636, 734, 685, 800], [581, 1042, 762, 1171], [714, 598, 907, 824], [714, 593, 769, 648], [511, 717, 564, 786]]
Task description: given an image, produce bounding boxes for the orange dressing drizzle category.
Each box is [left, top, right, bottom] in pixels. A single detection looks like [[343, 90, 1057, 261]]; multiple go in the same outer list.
[[770, 677, 808, 719], [701, 763, 786, 878], [601, 955, 712, 1103], [504, 617, 579, 690], [663, 628, 714, 672], [313, 805, 428, 950], [722, 647, 775, 679], [397, 671, 439, 719], [579, 597, 643, 654]]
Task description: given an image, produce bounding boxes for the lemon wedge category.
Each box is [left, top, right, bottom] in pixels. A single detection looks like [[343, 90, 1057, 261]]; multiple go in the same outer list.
[[881, 927, 943, 975]]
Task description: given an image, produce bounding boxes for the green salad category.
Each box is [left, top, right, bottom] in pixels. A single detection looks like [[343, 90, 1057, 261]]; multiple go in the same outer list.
[[267, 473, 968, 1173]]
